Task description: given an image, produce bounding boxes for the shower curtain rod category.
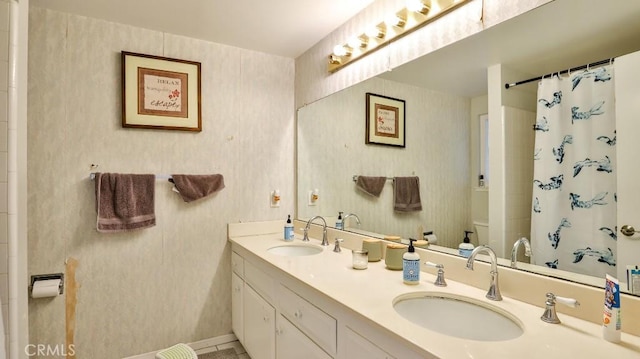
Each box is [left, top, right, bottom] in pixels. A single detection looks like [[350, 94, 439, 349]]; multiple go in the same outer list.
[[504, 58, 613, 89]]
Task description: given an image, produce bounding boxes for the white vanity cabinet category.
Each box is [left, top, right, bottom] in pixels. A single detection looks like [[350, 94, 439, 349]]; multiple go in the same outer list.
[[231, 249, 415, 359], [231, 252, 244, 342], [276, 314, 332, 359], [342, 327, 396, 359], [243, 285, 275, 359]]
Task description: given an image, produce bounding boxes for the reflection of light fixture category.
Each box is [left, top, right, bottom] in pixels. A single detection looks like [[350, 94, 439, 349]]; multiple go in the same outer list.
[[328, 0, 471, 73], [406, 0, 430, 15]]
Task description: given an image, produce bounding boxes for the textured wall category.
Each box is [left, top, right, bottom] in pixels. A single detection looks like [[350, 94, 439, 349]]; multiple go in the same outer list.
[[0, 1, 9, 357], [27, 7, 294, 358], [298, 77, 470, 248]]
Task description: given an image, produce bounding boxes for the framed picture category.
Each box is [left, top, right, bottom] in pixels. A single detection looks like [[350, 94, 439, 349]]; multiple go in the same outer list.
[[121, 51, 202, 132], [365, 93, 405, 147]]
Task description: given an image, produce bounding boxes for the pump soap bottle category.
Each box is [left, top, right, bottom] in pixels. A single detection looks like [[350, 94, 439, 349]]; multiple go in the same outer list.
[[335, 211, 344, 230], [284, 215, 294, 241], [458, 230, 475, 258], [403, 239, 420, 285]]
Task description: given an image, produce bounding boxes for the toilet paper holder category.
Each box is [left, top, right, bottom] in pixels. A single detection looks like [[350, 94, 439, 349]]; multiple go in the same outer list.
[[29, 273, 64, 296]]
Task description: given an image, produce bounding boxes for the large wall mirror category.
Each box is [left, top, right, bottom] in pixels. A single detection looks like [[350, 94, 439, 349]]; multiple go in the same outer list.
[[297, 0, 640, 295]]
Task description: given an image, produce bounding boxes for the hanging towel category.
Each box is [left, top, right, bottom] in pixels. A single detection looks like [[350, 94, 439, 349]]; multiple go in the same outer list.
[[393, 176, 422, 212], [155, 343, 197, 359], [355, 176, 387, 197], [170, 174, 225, 202], [95, 173, 156, 233]]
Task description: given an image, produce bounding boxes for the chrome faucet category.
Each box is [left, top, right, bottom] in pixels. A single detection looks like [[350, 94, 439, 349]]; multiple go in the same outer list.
[[510, 237, 532, 268], [303, 216, 329, 246], [465, 245, 502, 301], [341, 213, 361, 229]]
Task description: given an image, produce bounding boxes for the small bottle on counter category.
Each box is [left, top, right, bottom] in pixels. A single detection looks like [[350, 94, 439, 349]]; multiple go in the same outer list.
[[335, 211, 344, 230], [403, 239, 420, 285], [458, 230, 475, 258], [284, 215, 294, 241]]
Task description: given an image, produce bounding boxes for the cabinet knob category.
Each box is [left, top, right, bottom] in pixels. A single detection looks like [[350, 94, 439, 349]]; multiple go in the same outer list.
[[294, 310, 302, 319]]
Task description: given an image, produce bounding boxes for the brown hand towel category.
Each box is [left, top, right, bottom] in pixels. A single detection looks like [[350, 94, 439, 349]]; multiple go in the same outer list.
[[355, 176, 387, 197], [171, 174, 225, 202], [95, 173, 156, 232], [393, 176, 422, 212]]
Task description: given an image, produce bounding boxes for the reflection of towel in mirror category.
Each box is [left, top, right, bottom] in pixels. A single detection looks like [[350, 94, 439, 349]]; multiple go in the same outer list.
[[393, 176, 422, 212], [95, 173, 156, 232], [171, 174, 225, 202], [355, 176, 387, 197]]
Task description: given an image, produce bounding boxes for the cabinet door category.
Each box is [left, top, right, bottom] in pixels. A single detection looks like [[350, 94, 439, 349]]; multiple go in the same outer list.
[[343, 327, 396, 359], [244, 285, 275, 359], [277, 314, 331, 359], [231, 272, 244, 342]]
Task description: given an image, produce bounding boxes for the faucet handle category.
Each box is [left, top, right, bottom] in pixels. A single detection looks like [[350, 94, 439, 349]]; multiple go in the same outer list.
[[333, 238, 343, 253], [555, 295, 580, 308], [424, 262, 447, 287], [541, 292, 580, 324]]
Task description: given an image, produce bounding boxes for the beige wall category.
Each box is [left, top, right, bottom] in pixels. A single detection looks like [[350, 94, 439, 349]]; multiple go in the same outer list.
[[27, 7, 294, 358], [0, 0, 10, 357]]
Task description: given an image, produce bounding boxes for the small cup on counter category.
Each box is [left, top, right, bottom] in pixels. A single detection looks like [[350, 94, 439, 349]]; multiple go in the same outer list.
[[352, 250, 369, 270], [362, 238, 383, 262]]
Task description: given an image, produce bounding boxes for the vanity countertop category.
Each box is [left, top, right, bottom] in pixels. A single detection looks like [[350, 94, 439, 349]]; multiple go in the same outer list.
[[229, 230, 640, 359]]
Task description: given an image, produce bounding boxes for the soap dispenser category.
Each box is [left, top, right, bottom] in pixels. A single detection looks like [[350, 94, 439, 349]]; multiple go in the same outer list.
[[284, 215, 294, 241], [403, 239, 420, 285], [335, 211, 344, 230], [458, 230, 475, 258]]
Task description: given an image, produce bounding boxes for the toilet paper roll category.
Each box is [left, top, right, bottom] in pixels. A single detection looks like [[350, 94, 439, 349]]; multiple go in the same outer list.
[[31, 279, 61, 298]]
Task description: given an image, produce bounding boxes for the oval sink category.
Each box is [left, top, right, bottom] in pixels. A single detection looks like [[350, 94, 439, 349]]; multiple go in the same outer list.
[[393, 292, 523, 341], [267, 244, 323, 256]]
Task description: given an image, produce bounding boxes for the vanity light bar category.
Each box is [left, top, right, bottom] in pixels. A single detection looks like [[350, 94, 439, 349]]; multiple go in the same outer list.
[[328, 0, 472, 73]]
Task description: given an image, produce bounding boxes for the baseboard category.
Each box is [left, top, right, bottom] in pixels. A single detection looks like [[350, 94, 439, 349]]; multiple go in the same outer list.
[[123, 333, 239, 359]]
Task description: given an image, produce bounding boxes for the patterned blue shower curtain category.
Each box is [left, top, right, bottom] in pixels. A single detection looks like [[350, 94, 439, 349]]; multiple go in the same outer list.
[[531, 65, 617, 278]]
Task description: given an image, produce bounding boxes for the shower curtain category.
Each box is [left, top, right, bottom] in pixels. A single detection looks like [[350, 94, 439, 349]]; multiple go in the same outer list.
[[531, 65, 617, 278]]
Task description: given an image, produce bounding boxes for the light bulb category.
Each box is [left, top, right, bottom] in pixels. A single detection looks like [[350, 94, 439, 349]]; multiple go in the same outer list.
[[365, 26, 385, 39], [347, 36, 367, 49], [384, 14, 406, 28], [406, 0, 430, 15], [333, 45, 348, 57]]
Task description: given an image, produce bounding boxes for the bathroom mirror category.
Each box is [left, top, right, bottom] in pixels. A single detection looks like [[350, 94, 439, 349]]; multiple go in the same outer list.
[[296, 0, 640, 295]]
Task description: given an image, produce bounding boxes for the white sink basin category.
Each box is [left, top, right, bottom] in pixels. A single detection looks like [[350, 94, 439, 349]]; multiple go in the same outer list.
[[393, 292, 523, 341], [267, 244, 323, 256]]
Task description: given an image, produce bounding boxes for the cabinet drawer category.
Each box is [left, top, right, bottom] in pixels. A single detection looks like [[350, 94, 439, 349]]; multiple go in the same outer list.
[[277, 314, 332, 359], [343, 327, 396, 359], [278, 285, 337, 355], [245, 260, 275, 303], [231, 251, 244, 277]]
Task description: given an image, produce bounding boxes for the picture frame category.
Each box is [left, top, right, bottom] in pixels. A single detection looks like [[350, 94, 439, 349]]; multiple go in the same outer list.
[[121, 51, 202, 132], [365, 93, 405, 147]]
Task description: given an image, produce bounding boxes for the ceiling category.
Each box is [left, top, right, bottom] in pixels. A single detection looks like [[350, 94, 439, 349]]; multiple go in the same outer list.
[[29, 0, 375, 58]]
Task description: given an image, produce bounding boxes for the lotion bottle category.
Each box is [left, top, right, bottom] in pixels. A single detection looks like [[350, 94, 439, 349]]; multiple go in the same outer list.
[[335, 211, 343, 230], [403, 239, 420, 285], [458, 230, 475, 258], [284, 215, 294, 241]]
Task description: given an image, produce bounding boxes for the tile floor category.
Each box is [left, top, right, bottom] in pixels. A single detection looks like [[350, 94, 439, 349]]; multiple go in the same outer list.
[[195, 339, 249, 359]]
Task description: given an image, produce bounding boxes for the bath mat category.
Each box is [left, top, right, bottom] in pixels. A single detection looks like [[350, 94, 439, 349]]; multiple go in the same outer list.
[[197, 348, 239, 359]]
